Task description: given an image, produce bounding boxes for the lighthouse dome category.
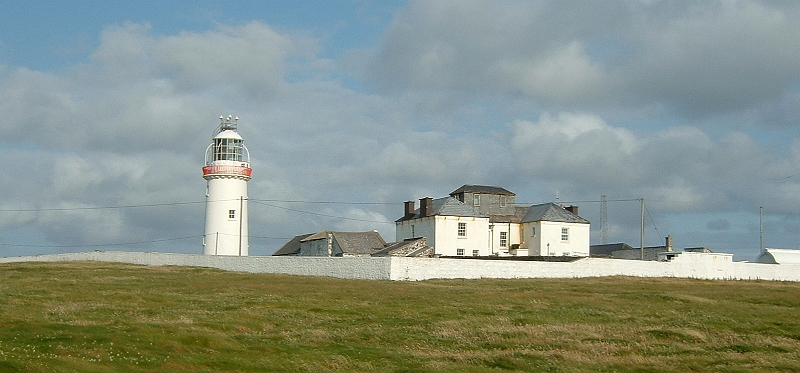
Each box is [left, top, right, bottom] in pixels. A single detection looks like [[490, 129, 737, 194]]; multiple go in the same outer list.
[[213, 129, 243, 140]]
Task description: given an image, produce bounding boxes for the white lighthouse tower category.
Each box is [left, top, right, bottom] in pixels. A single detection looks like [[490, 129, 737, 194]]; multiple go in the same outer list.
[[203, 115, 252, 256]]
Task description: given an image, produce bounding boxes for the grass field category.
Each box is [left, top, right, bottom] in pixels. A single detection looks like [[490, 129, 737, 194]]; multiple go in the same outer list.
[[0, 261, 798, 372]]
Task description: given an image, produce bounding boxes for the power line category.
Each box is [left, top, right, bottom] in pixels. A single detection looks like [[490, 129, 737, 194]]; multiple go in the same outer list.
[[644, 203, 662, 239], [0, 201, 205, 212], [251, 198, 397, 205], [0, 233, 293, 250], [251, 200, 394, 225], [0, 198, 402, 213], [0, 234, 204, 249]]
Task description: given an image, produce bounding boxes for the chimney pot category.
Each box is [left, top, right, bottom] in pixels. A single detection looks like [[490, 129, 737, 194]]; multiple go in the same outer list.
[[419, 197, 433, 217], [404, 201, 415, 218]]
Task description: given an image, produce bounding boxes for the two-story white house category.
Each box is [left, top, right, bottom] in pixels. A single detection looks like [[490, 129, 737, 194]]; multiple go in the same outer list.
[[395, 196, 490, 257], [396, 185, 590, 257]]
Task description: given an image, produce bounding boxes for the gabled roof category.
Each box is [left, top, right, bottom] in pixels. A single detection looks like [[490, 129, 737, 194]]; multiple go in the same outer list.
[[450, 185, 515, 196], [301, 230, 387, 255], [396, 197, 487, 222], [756, 248, 800, 264], [372, 237, 433, 257], [273, 233, 312, 256], [590, 243, 635, 256], [521, 203, 590, 224]]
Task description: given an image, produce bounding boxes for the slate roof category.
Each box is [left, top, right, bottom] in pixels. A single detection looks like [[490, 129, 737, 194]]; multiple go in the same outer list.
[[450, 185, 515, 196], [301, 230, 387, 255], [590, 243, 635, 256], [396, 197, 487, 222], [488, 206, 530, 223], [372, 237, 433, 257], [521, 203, 590, 224], [272, 233, 312, 256]]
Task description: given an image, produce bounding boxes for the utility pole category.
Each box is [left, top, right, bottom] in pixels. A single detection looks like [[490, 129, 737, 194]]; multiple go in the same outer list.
[[600, 195, 608, 244], [640, 198, 645, 260], [760, 206, 764, 254]]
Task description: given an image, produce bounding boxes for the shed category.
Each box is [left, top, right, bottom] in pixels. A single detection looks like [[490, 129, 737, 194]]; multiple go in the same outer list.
[[755, 248, 800, 264]]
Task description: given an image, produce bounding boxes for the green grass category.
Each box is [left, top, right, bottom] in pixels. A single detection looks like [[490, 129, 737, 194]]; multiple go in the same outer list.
[[0, 261, 798, 372]]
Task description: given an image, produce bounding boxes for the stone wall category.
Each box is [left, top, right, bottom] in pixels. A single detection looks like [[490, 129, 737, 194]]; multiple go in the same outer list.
[[2, 251, 799, 282], [0, 252, 392, 280]]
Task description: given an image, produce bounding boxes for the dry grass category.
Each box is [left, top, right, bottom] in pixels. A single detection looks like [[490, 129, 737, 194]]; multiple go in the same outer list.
[[0, 261, 798, 372]]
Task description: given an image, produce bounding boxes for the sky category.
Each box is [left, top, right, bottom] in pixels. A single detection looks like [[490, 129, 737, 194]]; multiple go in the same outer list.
[[2, 1, 800, 261]]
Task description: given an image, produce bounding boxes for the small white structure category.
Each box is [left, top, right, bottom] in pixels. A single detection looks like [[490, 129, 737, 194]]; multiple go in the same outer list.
[[202, 115, 252, 256], [519, 203, 591, 257], [756, 248, 800, 264]]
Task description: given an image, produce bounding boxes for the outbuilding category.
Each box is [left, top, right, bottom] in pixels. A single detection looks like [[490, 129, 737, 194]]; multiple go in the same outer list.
[[755, 248, 800, 264]]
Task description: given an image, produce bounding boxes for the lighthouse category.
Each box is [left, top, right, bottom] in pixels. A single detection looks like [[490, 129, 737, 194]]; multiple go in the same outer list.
[[203, 115, 252, 256]]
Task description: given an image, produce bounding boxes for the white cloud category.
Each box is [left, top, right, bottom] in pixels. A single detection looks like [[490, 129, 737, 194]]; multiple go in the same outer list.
[[510, 112, 639, 184], [3, 2, 800, 257], [154, 22, 295, 94], [510, 111, 800, 215], [364, 1, 800, 117]]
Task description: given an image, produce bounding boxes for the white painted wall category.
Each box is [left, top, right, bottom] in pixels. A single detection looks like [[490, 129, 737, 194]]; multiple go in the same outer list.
[[204, 174, 249, 256], [3, 251, 800, 282], [489, 222, 519, 255], [432, 216, 490, 256], [396, 217, 436, 246], [522, 221, 589, 256], [397, 216, 491, 256]]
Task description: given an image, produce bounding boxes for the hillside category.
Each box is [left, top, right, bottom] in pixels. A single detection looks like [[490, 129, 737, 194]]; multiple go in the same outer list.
[[0, 261, 798, 372]]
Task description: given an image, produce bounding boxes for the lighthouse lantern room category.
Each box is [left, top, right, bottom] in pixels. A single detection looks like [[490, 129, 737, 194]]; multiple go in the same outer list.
[[203, 115, 252, 255]]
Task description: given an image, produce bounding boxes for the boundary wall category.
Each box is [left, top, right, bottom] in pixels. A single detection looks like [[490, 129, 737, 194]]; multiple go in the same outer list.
[[1, 251, 799, 282]]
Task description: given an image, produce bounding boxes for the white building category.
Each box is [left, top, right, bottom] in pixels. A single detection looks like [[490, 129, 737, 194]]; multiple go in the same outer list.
[[396, 196, 490, 257], [756, 248, 800, 264], [396, 185, 590, 257], [202, 115, 251, 256]]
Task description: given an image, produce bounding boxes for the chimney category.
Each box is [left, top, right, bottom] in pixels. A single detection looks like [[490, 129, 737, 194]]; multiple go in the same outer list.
[[419, 197, 433, 218], [565, 205, 579, 215], [404, 200, 415, 219], [665, 235, 673, 252]]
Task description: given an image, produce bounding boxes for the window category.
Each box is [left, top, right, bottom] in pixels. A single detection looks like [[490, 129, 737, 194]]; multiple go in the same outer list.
[[499, 232, 508, 247], [411, 224, 415, 237], [500, 195, 506, 208], [473, 194, 480, 206], [561, 227, 569, 241], [458, 222, 467, 237], [531, 226, 536, 237], [457, 248, 465, 256], [472, 249, 480, 257], [228, 209, 236, 219], [214, 138, 243, 161]]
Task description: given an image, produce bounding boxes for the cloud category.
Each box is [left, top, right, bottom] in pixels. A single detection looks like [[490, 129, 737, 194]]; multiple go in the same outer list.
[[2, 2, 800, 258], [0, 20, 281, 248], [510, 112, 639, 185], [154, 22, 295, 94], [706, 219, 731, 231], [509, 112, 800, 214], [622, 1, 800, 114], [364, 1, 800, 116]]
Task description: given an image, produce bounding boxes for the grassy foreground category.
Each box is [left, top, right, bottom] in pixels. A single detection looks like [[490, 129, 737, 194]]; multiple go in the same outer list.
[[0, 262, 798, 372]]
